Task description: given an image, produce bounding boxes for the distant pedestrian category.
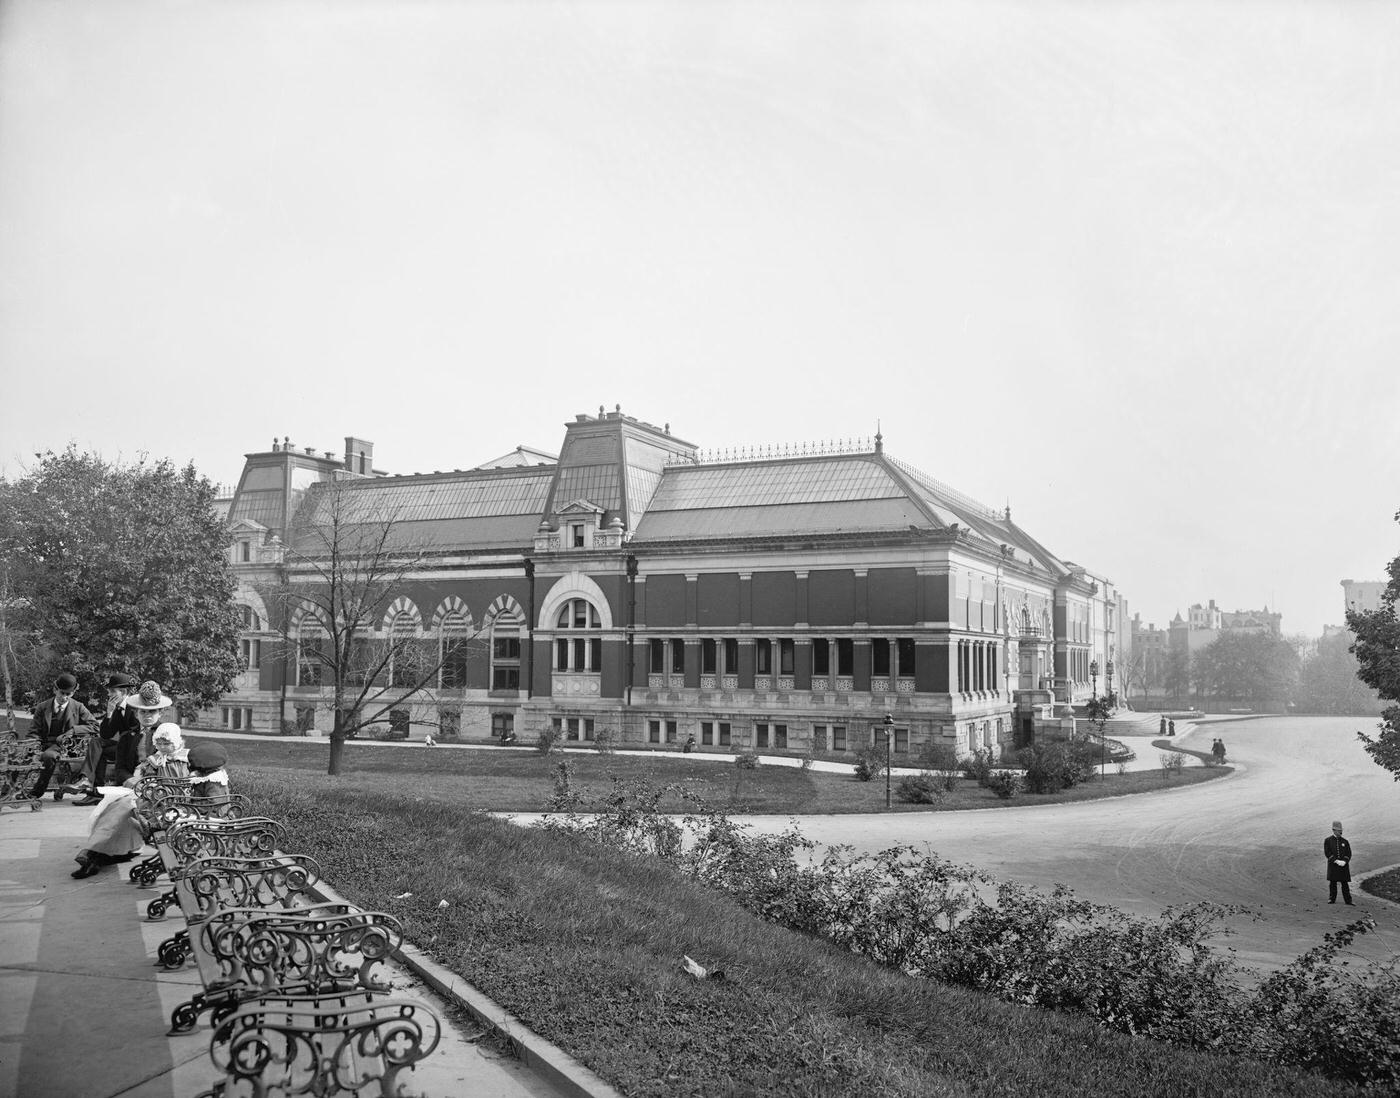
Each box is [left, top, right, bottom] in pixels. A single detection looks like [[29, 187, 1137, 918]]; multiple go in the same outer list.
[[1325, 821, 1354, 905], [682, 734, 696, 754], [1168, 719, 1176, 737], [1159, 715, 1167, 736], [424, 733, 437, 747], [1211, 738, 1226, 764]]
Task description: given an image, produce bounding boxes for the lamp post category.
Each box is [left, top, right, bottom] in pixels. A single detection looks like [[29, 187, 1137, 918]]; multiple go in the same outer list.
[[1105, 658, 1115, 708], [882, 713, 893, 809], [1089, 659, 1102, 780]]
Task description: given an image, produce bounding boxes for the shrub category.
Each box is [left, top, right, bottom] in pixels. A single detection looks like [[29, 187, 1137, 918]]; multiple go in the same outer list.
[[535, 725, 559, 755], [733, 752, 760, 770], [962, 746, 998, 786], [546, 759, 580, 812], [852, 746, 886, 782], [799, 750, 816, 771], [279, 719, 299, 737], [896, 771, 943, 804], [1016, 740, 1097, 794], [986, 771, 1019, 799], [1160, 751, 1186, 778], [917, 741, 961, 791], [593, 726, 617, 754]]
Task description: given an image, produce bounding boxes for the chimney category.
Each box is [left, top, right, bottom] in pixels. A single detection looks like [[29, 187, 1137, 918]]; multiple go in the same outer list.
[[344, 436, 374, 475]]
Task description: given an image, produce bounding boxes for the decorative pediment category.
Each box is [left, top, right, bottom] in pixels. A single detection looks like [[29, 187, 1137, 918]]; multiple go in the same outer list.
[[228, 518, 269, 535], [555, 498, 605, 517]]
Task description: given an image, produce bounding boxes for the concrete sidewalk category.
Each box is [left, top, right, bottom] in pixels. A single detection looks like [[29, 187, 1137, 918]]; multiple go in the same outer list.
[[0, 796, 579, 1098]]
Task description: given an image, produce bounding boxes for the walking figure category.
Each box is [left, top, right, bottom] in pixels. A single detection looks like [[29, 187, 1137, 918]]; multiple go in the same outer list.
[[1212, 738, 1226, 764], [1159, 715, 1167, 736], [1168, 719, 1176, 737]]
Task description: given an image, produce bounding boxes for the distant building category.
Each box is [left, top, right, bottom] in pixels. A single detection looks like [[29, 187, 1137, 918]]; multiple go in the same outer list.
[[205, 408, 1125, 759], [1342, 579, 1389, 619]]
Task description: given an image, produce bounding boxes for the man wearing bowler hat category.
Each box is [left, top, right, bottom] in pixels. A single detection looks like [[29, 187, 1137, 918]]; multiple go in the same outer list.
[[25, 672, 98, 799], [65, 673, 143, 806]]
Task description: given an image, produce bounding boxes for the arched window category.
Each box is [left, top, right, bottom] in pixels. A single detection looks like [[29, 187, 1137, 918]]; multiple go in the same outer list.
[[554, 598, 601, 673], [388, 610, 424, 688], [439, 607, 472, 689], [240, 604, 263, 631], [297, 617, 328, 687]]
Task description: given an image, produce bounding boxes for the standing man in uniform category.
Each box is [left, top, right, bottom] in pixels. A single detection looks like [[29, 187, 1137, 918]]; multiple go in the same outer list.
[[65, 673, 142, 806], [1325, 821, 1354, 905], [26, 672, 98, 798]]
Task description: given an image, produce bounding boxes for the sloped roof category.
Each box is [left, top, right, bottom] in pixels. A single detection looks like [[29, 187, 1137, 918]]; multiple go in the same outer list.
[[289, 468, 554, 552], [634, 455, 933, 541]]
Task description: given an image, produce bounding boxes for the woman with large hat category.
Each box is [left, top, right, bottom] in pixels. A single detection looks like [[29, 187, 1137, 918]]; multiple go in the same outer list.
[[71, 682, 188, 879]]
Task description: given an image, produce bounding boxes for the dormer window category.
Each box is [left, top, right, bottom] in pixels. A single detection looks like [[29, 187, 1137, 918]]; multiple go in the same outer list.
[[571, 523, 585, 548], [239, 540, 252, 562]]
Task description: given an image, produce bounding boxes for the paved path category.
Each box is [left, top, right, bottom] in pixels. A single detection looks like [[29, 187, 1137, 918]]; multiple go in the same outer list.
[[0, 795, 573, 1098], [731, 715, 1400, 976]]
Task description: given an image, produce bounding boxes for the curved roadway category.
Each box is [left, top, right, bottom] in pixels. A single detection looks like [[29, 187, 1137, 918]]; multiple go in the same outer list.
[[739, 716, 1400, 976]]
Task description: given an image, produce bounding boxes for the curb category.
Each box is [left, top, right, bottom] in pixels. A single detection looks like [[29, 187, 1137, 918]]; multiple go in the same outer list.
[[307, 876, 623, 1098]]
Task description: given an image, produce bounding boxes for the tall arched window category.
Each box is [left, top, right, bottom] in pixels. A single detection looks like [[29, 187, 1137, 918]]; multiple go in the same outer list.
[[554, 598, 601, 673], [489, 603, 525, 692], [439, 607, 472, 689], [388, 611, 422, 688], [297, 617, 328, 687]]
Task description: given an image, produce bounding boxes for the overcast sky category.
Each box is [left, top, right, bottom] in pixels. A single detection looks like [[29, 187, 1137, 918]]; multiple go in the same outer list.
[[2, 0, 1398, 638]]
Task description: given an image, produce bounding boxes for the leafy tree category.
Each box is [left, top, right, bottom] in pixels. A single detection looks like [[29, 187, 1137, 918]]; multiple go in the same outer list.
[[1295, 632, 1384, 716], [270, 477, 488, 776], [1191, 631, 1298, 711], [1350, 527, 1400, 777], [1, 448, 242, 716], [1163, 646, 1191, 706]]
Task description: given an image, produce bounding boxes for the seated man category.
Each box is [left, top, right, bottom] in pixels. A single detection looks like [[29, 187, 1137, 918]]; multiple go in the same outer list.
[[27, 672, 98, 799], [66, 673, 142, 806]]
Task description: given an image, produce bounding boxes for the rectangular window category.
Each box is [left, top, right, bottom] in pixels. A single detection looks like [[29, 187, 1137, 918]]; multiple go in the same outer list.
[[239, 540, 251, 562], [701, 639, 717, 675], [240, 638, 261, 670], [296, 706, 316, 733], [836, 638, 854, 676], [389, 709, 410, 736], [231, 708, 242, 729], [649, 639, 664, 674], [221, 707, 230, 727], [438, 708, 461, 739], [244, 708, 253, 730], [649, 719, 661, 744], [723, 638, 739, 674], [555, 638, 569, 671], [718, 721, 731, 746], [872, 639, 890, 676], [779, 639, 794, 675], [571, 523, 585, 548], [493, 637, 520, 660], [572, 637, 586, 671], [298, 637, 324, 686], [492, 665, 520, 690], [665, 720, 677, 743], [491, 713, 514, 740], [755, 722, 769, 749], [832, 724, 847, 752], [670, 639, 684, 675], [756, 639, 772, 675], [897, 638, 916, 676], [812, 639, 829, 675], [894, 727, 908, 754], [590, 638, 602, 672], [774, 723, 788, 749], [701, 720, 714, 745]]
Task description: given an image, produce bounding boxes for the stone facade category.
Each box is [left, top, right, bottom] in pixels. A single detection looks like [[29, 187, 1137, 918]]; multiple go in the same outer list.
[[199, 410, 1120, 762]]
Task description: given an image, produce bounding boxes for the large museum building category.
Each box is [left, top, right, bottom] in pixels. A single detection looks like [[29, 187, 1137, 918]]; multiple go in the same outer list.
[[207, 407, 1118, 761]]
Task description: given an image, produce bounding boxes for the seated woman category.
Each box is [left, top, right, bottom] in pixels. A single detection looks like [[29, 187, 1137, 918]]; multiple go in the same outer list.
[[72, 681, 187, 879]]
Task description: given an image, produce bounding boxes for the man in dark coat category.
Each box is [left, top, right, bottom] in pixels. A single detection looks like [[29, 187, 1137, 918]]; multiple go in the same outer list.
[[1325, 820, 1354, 905], [26, 672, 98, 798], [65, 673, 142, 806]]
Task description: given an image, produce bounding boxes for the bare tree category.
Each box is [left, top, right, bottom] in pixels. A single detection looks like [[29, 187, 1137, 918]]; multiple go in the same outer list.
[[1113, 648, 1146, 706], [269, 477, 487, 776]]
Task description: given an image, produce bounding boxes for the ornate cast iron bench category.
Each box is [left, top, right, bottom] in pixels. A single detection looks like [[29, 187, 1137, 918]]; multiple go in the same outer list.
[[193, 989, 442, 1098], [0, 733, 43, 813], [139, 816, 288, 906], [166, 903, 404, 1035]]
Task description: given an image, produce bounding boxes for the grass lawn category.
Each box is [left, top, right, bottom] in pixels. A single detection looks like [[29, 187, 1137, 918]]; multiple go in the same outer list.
[[1362, 866, 1400, 905], [192, 735, 1228, 814], [237, 770, 1361, 1098]]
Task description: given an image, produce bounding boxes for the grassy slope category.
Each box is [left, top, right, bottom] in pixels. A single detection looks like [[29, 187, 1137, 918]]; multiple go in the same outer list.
[[240, 769, 1358, 1098]]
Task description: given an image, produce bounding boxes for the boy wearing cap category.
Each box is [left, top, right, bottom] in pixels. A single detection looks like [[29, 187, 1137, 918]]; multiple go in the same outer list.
[[1325, 821, 1355, 905], [66, 673, 142, 805], [26, 672, 98, 799]]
